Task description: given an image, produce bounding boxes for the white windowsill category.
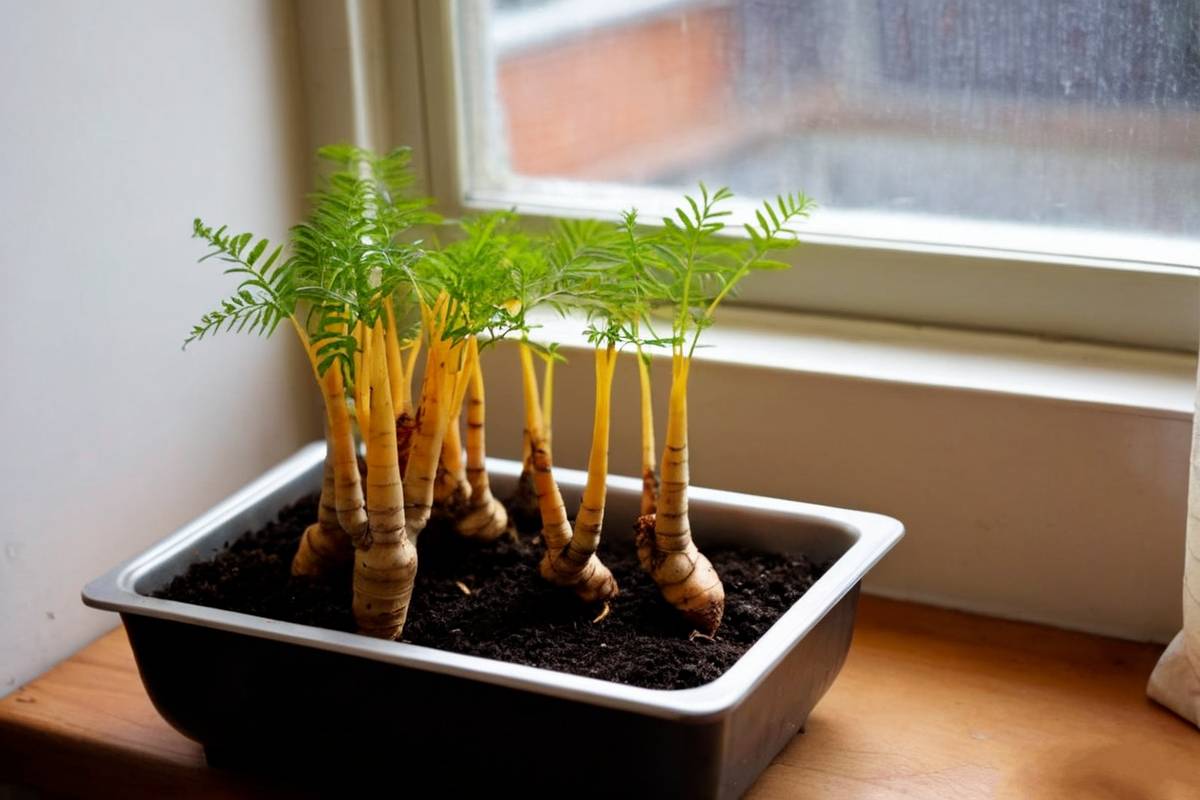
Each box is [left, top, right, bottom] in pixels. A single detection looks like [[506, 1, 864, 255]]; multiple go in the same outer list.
[[526, 306, 1196, 419], [495, 306, 1195, 643]]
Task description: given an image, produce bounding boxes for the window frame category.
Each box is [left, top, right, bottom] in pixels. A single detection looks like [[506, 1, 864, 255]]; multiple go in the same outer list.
[[309, 0, 1200, 352]]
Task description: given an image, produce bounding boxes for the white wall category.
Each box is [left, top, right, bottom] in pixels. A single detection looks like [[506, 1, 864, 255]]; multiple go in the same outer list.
[[0, 0, 320, 696]]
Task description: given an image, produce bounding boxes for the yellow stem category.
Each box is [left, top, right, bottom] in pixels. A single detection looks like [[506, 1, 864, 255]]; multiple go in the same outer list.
[[637, 346, 658, 516], [447, 339, 477, 423], [566, 345, 617, 558], [433, 328, 479, 505], [319, 362, 368, 546], [441, 417, 464, 476], [457, 338, 508, 540], [658, 354, 690, 541], [287, 315, 356, 574], [527, 343, 618, 603], [357, 319, 372, 435], [520, 343, 568, 551], [400, 335, 422, 416], [354, 319, 417, 639], [434, 410, 470, 509], [291, 422, 353, 576], [542, 356, 555, 452], [519, 342, 544, 445], [403, 294, 458, 538], [645, 354, 725, 635], [464, 343, 487, 491], [384, 299, 405, 414]]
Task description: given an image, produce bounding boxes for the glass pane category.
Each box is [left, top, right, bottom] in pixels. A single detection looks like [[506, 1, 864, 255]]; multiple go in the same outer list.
[[457, 0, 1200, 256]]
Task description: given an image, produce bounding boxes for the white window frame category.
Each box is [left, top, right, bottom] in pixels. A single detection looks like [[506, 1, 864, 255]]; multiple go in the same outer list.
[[298, 0, 1200, 352]]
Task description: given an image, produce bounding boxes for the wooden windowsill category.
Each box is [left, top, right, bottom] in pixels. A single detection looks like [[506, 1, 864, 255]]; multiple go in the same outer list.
[[1, 596, 1197, 798]]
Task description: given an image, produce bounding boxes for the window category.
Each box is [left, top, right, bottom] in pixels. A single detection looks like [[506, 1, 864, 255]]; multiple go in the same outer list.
[[454, 0, 1199, 268], [316, 1, 1200, 349]]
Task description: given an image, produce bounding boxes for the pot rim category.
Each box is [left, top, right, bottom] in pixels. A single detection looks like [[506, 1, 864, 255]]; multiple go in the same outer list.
[[83, 442, 903, 722]]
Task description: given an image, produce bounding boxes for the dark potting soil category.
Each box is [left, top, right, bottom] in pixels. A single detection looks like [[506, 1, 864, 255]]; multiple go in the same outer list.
[[154, 493, 828, 690]]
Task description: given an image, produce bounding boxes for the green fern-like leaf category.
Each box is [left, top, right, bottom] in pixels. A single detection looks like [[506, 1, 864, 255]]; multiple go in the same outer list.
[[186, 145, 437, 388], [184, 219, 293, 348]]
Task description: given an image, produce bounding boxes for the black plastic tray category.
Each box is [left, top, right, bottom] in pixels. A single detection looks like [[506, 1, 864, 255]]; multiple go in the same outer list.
[[84, 444, 903, 798]]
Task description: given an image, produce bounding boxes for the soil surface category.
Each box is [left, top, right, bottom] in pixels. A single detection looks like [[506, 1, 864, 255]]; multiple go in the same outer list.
[[154, 493, 827, 690]]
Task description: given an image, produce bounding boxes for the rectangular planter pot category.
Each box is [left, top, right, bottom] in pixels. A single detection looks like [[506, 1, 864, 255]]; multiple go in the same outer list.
[[83, 442, 903, 799]]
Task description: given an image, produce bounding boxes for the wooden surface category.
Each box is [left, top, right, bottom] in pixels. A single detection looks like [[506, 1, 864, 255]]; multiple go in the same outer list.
[[2, 596, 1197, 798]]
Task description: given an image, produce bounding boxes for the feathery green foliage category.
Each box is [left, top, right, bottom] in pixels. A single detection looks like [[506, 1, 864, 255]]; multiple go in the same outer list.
[[297, 146, 438, 377], [187, 145, 437, 382], [421, 212, 616, 356], [185, 220, 292, 346], [188, 143, 812, 382], [417, 211, 533, 347], [561, 210, 671, 350], [548, 186, 813, 355], [648, 183, 814, 357], [513, 216, 628, 359]]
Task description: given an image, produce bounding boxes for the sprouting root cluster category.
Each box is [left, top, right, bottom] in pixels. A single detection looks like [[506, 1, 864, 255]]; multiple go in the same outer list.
[[187, 145, 812, 641]]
